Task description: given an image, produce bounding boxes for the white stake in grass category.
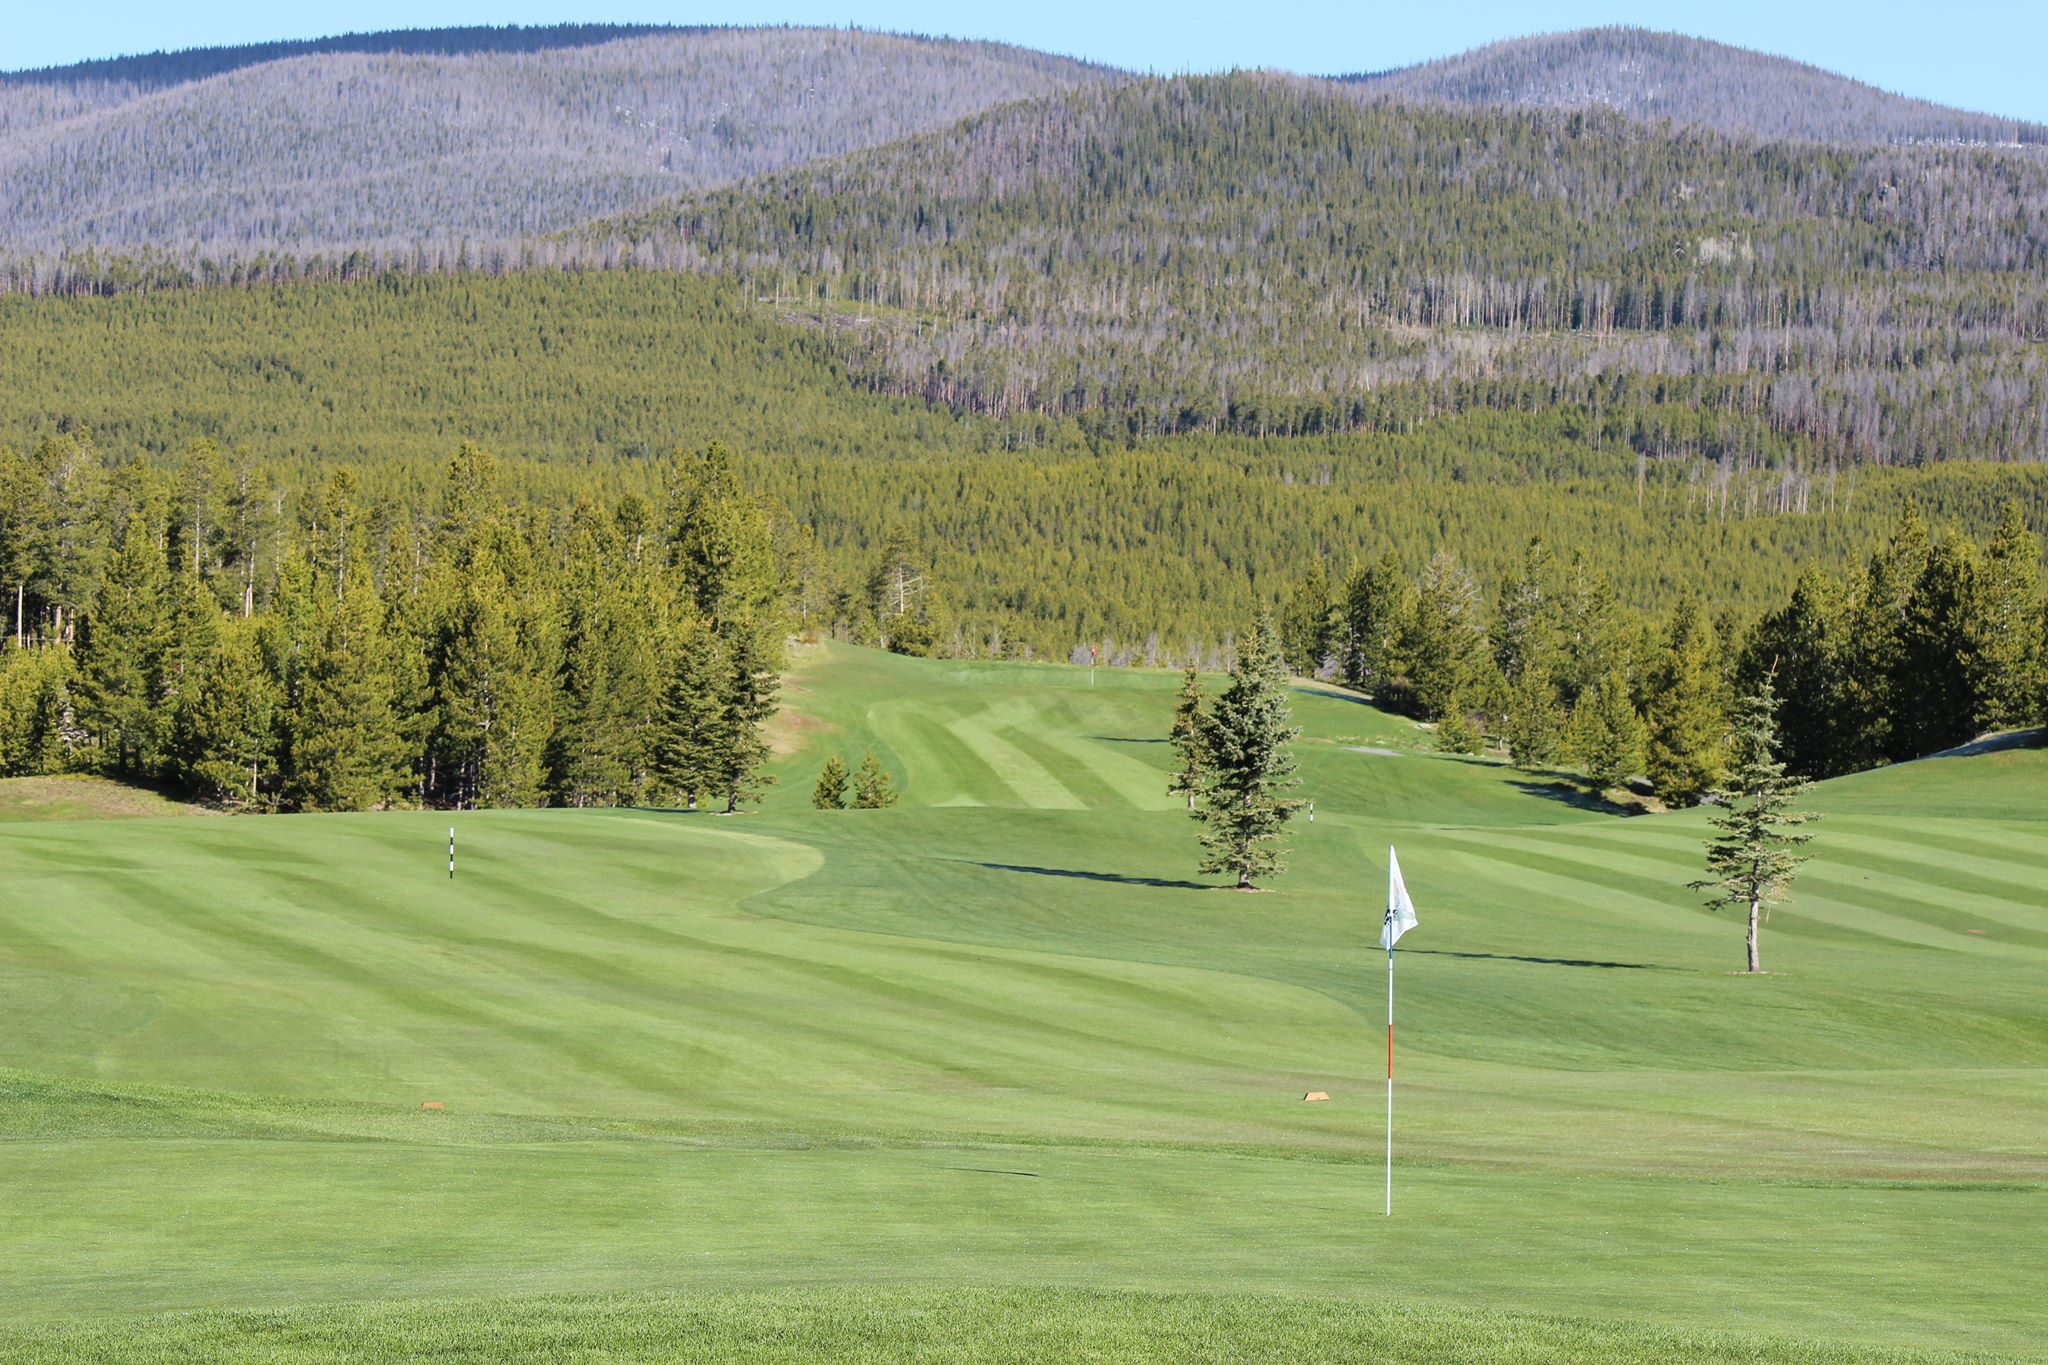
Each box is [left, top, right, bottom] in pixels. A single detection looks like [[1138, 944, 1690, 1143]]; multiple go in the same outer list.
[[448, 827, 455, 881], [1381, 846, 1419, 1216]]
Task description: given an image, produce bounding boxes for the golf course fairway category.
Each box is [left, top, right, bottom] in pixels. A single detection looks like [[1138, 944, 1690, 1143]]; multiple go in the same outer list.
[[2, 643, 2043, 1361]]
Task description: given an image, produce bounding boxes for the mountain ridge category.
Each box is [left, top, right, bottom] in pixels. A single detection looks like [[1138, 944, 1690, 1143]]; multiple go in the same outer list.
[[1339, 27, 2048, 147], [0, 27, 1115, 253]]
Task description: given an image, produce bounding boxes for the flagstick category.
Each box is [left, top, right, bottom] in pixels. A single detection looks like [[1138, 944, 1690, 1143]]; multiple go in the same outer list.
[[1385, 940, 1395, 1216]]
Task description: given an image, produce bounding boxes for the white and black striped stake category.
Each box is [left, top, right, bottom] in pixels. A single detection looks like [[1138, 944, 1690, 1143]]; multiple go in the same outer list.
[[448, 827, 455, 880]]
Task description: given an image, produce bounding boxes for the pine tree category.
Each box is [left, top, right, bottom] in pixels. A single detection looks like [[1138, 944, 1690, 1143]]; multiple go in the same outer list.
[[865, 528, 936, 656], [288, 571, 409, 812], [1844, 502, 1931, 767], [654, 623, 726, 810], [813, 754, 850, 808], [1738, 569, 1844, 779], [1403, 550, 1487, 721], [670, 443, 782, 630], [1503, 658, 1565, 771], [1196, 615, 1302, 889], [0, 444, 44, 648], [852, 750, 899, 808], [1895, 537, 1982, 759], [431, 524, 558, 809], [1167, 665, 1206, 810], [1691, 681, 1817, 974], [550, 510, 657, 808], [1554, 552, 1622, 710], [1433, 694, 1482, 755], [1278, 560, 1334, 677], [73, 513, 170, 776], [1643, 594, 1728, 808], [1972, 501, 2043, 733], [1570, 667, 1646, 796], [1492, 536, 1553, 687], [1339, 551, 1408, 696], [170, 618, 278, 808], [711, 624, 781, 813]]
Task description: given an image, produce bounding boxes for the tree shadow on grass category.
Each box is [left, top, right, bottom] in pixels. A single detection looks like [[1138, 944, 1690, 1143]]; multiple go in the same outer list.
[[1508, 778, 1638, 815], [963, 860, 1212, 890], [1407, 949, 1671, 971], [1089, 736, 1166, 744]]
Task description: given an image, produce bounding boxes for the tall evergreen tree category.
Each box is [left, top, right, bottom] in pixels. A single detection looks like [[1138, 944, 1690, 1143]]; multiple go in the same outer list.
[[1167, 665, 1206, 810], [1339, 551, 1408, 696], [73, 513, 169, 775], [1492, 536, 1553, 687], [1278, 560, 1335, 677], [1895, 536, 1983, 759], [865, 527, 936, 656], [170, 618, 278, 808], [550, 509, 659, 807], [653, 622, 725, 810], [1554, 552, 1623, 711], [1843, 502, 1932, 766], [1570, 667, 1646, 796], [1644, 594, 1728, 807], [1691, 681, 1817, 975], [0, 444, 44, 648], [1403, 549, 1487, 721], [711, 624, 781, 813], [1503, 658, 1565, 771], [1972, 501, 2043, 733], [1196, 615, 1302, 890], [1738, 568, 1845, 779], [288, 569, 409, 812]]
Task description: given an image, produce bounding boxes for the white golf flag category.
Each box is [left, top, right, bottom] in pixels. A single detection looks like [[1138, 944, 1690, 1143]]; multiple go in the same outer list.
[[1381, 846, 1418, 948]]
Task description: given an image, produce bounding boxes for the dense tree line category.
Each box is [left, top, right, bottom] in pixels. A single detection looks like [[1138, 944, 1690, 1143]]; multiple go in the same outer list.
[[1277, 501, 2046, 798], [0, 441, 800, 812]]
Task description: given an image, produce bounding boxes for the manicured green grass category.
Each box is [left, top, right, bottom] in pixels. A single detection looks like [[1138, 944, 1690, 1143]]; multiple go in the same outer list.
[[2, 642, 2043, 1360]]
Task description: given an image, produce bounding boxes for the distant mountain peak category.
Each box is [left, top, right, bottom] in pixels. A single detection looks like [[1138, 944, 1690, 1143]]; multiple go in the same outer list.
[[1340, 27, 2046, 148]]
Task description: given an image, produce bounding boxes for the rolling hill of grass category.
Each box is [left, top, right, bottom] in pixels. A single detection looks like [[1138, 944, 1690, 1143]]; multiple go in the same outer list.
[[1, 643, 2042, 1359]]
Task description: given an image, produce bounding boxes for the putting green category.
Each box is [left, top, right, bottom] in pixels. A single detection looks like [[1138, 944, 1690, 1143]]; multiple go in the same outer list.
[[2, 643, 2042, 1360]]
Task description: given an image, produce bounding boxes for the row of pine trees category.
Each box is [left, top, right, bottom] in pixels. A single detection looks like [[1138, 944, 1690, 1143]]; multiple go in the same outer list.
[[1275, 501, 2047, 800], [0, 443, 798, 812]]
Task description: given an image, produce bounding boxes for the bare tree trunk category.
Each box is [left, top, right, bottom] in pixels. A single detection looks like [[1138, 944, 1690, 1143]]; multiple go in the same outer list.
[[1747, 897, 1762, 973]]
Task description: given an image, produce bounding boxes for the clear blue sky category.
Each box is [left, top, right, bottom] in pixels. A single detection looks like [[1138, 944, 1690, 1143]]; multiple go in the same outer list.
[[6, 2, 2044, 124]]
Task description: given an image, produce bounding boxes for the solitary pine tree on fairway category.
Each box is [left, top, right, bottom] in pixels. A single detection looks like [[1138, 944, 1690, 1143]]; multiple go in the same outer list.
[[1197, 616, 1301, 890], [852, 750, 898, 808], [812, 754, 850, 808], [1692, 680, 1817, 974], [1167, 666, 1205, 809]]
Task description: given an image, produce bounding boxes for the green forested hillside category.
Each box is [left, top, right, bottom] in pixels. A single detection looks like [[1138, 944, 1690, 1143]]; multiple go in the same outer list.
[[594, 74, 2048, 466]]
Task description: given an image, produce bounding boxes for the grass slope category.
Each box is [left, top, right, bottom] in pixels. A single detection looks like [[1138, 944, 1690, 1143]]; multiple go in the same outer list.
[[0, 774, 204, 821], [1, 643, 2043, 1359]]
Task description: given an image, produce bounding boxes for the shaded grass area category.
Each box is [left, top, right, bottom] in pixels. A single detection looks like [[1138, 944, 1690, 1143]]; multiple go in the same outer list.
[[0, 1285, 2010, 1365]]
